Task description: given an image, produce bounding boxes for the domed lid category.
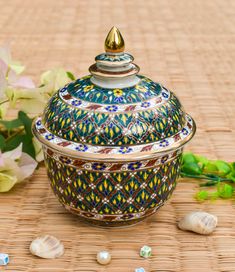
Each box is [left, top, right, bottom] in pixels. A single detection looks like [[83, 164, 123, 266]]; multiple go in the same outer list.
[[33, 27, 196, 161]]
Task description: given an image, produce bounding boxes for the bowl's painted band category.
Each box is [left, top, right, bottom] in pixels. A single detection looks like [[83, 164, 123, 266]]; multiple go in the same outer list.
[[58, 84, 170, 113], [33, 113, 195, 161], [44, 146, 182, 172]]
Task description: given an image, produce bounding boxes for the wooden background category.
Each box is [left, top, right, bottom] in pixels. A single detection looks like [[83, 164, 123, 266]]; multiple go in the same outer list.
[[0, 0, 235, 271]]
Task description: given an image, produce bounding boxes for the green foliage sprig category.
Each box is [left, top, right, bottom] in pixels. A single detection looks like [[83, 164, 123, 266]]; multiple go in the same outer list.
[[0, 111, 35, 158], [181, 153, 235, 201]]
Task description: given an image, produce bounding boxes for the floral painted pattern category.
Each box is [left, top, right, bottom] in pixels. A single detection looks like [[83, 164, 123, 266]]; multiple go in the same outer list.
[[159, 140, 169, 147], [35, 114, 194, 156], [71, 100, 82, 106], [128, 162, 142, 171], [113, 89, 123, 97], [105, 105, 118, 112], [118, 146, 133, 154], [45, 134, 54, 141], [75, 144, 88, 152], [67, 75, 162, 104], [92, 163, 106, 171], [95, 52, 133, 63]]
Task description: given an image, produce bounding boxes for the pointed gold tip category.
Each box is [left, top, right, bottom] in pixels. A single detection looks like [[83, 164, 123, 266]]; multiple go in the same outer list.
[[105, 26, 125, 53]]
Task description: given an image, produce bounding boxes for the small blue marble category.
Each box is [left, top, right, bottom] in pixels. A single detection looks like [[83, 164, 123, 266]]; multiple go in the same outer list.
[[0, 253, 9, 266]]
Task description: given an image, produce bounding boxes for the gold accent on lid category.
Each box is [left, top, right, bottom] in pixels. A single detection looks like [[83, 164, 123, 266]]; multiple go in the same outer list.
[[105, 26, 125, 53]]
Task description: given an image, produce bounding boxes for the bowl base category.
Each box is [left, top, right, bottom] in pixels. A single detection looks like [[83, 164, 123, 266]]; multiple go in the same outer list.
[[63, 203, 163, 228]]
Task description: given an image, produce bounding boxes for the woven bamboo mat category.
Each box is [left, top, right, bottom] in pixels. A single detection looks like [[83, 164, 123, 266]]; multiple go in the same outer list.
[[0, 0, 235, 271]]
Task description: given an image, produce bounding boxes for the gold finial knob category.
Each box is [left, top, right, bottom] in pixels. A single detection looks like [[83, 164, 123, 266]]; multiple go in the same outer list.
[[105, 26, 125, 53]]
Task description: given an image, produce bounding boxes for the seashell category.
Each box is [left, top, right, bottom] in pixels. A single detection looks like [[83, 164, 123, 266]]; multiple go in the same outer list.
[[178, 211, 218, 235], [30, 235, 64, 259]]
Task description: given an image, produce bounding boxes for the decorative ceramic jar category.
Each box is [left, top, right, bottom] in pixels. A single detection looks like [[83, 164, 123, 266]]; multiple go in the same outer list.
[[33, 27, 196, 227]]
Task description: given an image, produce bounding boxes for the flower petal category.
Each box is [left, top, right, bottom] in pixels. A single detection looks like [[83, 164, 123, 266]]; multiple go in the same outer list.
[[11, 76, 35, 89], [0, 101, 9, 119], [9, 61, 25, 74], [0, 70, 7, 100], [40, 68, 71, 94], [18, 98, 46, 115], [2, 143, 22, 161], [0, 59, 8, 76], [0, 173, 17, 192], [0, 44, 11, 66], [32, 137, 44, 162], [17, 152, 37, 181], [0, 152, 4, 167]]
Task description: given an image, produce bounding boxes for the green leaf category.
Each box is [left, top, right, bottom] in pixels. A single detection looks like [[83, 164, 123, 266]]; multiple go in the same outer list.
[[226, 171, 235, 182], [203, 162, 218, 174], [2, 111, 35, 158], [18, 111, 33, 137], [66, 71, 75, 80], [217, 183, 234, 199], [0, 135, 6, 150], [229, 162, 235, 171], [195, 154, 209, 168], [195, 190, 209, 201], [0, 118, 23, 131], [210, 191, 219, 200], [5, 134, 35, 159], [214, 160, 231, 176], [182, 152, 197, 164], [181, 162, 202, 175]]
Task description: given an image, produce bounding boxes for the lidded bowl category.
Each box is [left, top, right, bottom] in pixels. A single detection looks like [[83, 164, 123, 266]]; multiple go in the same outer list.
[[33, 27, 196, 227]]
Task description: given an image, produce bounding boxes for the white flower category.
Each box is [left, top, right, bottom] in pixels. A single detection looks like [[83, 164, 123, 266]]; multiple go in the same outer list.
[[0, 144, 37, 192], [40, 68, 71, 97], [32, 137, 44, 162]]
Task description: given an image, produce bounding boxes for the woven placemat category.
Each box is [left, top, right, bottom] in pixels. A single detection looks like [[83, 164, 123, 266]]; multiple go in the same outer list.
[[0, 0, 235, 271]]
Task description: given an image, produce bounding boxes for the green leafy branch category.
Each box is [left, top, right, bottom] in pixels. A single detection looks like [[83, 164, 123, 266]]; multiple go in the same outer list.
[[0, 111, 35, 158], [181, 153, 235, 201]]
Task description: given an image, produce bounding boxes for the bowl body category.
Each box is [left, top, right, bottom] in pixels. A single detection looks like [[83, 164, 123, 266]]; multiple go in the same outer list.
[[43, 145, 183, 227], [33, 28, 196, 227]]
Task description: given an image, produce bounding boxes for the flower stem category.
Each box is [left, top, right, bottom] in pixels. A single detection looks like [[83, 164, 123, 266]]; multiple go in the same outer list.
[[0, 99, 9, 106], [180, 172, 233, 187]]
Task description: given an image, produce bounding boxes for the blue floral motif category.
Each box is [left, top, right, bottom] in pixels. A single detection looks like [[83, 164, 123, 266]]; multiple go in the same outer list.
[[161, 155, 169, 163], [78, 91, 85, 98], [92, 163, 106, 171], [105, 105, 118, 112], [182, 128, 188, 135], [114, 96, 124, 103], [109, 122, 114, 128], [67, 75, 162, 104], [159, 140, 169, 147], [118, 146, 133, 154], [128, 162, 142, 171], [75, 144, 88, 152], [36, 120, 41, 126], [45, 134, 55, 141], [141, 101, 151, 108], [63, 112, 71, 119], [60, 156, 72, 164], [144, 91, 152, 98], [162, 92, 169, 99], [60, 87, 66, 93], [71, 100, 82, 106]]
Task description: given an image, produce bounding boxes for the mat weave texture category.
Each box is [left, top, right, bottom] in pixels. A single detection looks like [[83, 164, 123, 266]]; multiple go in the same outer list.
[[0, 0, 235, 271]]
